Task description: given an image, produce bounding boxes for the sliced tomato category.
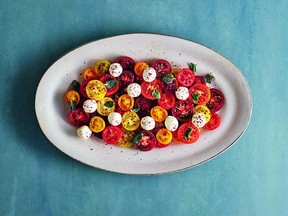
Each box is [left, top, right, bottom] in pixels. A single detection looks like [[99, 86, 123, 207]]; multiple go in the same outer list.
[[122, 111, 140, 131], [151, 59, 172, 78], [114, 56, 135, 71], [86, 80, 107, 101], [140, 79, 163, 100], [99, 74, 119, 96], [102, 125, 122, 144], [79, 81, 89, 98], [157, 92, 176, 110], [176, 68, 195, 87], [68, 108, 90, 127], [118, 94, 134, 111], [163, 78, 178, 93], [194, 76, 206, 84], [134, 61, 149, 77], [83, 67, 98, 81], [156, 128, 172, 145], [204, 112, 221, 130], [94, 60, 111, 77], [151, 106, 168, 122], [177, 122, 199, 144], [206, 88, 225, 112], [64, 90, 80, 105], [133, 130, 156, 151], [172, 100, 194, 121], [189, 83, 211, 105], [89, 116, 106, 133], [118, 70, 135, 87]]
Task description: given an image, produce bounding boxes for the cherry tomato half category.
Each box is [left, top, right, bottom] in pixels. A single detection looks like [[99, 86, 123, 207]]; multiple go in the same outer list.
[[177, 122, 200, 144], [156, 128, 172, 145], [114, 56, 135, 71], [172, 100, 194, 121], [176, 68, 195, 87], [118, 70, 135, 87], [99, 74, 120, 96], [118, 94, 134, 111], [189, 83, 211, 105], [163, 78, 178, 93], [194, 76, 206, 84], [134, 130, 156, 151], [151, 59, 172, 78], [102, 125, 122, 144], [86, 80, 107, 101], [151, 106, 168, 122], [140, 79, 163, 100], [79, 81, 89, 98], [94, 60, 111, 77], [64, 90, 80, 105], [68, 108, 90, 127], [134, 61, 149, 77], [89, 116, 106, 133], [204, 112, 221, 130], [83, 67, 98, 81], [157, 92, 176, 110], [206, 88, 225, 112]]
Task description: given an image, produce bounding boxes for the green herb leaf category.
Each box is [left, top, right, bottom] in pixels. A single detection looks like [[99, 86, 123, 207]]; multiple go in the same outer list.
[[131, 133, 143, 144], [71, 80, 80, 92], [152, 89, 161, 99], [184, 128, 193, 140], [105, 79, 118, 89], [162, 74, 174, 84], [192, 93, 199, 103], [189, 63, 197, 72], [68, 101, 76, 111], [204, 73, 215, 84], [104, 101, 114, 108], [131, 107, 140, 113]]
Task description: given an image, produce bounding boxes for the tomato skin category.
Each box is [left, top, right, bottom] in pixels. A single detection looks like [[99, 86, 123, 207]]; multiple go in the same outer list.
[[163, 78, 179, 93], [102, 125, 122, 144], [99, 74, 119, 96], [134, 130, 156, 151], [140, 79, 163, 100], [68, 108, 90, 127], [177, 122, 200, 144], [189, 83, 211, 105], [172, 100, 194, 121], [79, 81, 89, 98], [151, 59, 172, 78], [206, 88, 225, 112], [204, 112, 221, 130], [157, 92, 176, 110], [114, 56, 135, 71], [176, 68, 195, 87]]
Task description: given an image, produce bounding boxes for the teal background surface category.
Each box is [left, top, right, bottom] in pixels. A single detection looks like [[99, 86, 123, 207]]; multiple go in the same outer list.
[[1, 0, 287, 215]]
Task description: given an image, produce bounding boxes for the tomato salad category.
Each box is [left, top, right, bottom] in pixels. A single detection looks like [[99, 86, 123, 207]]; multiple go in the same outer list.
[[64, 56, 225, 151]]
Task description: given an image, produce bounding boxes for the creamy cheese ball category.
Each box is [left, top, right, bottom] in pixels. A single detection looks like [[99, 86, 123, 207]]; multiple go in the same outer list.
[[127, 83, 141, 98], [83, 99, 97, 113], [141, 116, 155, 130], [175, 86, 189, 100], [164, 116, 179, 132], [108, 112, 122, 126], [192, 113, 206, 128], [77, 125, 92, 140], [109, 63, 123, 77], [142, 67, 157, 82]]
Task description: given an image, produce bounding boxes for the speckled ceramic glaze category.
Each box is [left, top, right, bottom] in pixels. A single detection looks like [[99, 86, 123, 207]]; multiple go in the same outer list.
[[35, 33, 252, 175]]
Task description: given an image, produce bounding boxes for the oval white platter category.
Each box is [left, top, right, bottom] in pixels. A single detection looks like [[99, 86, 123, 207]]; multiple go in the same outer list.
[[35, 33, 252, 175]]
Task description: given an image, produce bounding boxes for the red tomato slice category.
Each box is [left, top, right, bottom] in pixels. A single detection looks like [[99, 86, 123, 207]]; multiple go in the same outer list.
[[157, 92, 176, 110], [189, 83, 211, 105], [151, 59, 172, 78], [79, 81, 89, 98], [172, 100, 194, 121], [99, 74, 119, 96], [176, 68, 195, 87], [204, 112, 221, 130], [68, 108, 90, 127], [140, 79, 163, 100], [118, 70, 135, 87], [163, 78, 178, 93], [194, 76, 206, 84], [206, 88, 225, 112], [114, 56, 135, 71], [134, 130, 156, 151], [177, 122, 200, 144], [102, 125, 122, 144]]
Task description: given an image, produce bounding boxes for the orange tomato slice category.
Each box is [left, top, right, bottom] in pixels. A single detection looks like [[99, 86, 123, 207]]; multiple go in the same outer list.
[[89, 116, 106, 133], [64, 90, 80, 105], [118, 94, 134, 111], [134, 61, 149, 76], [83, 67, 98, 81], [156, 128, 173, 145], [151, 106, 168, 122]]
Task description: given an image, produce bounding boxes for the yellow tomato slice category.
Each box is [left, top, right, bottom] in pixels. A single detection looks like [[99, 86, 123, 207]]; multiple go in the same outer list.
[[134, 61, 149, 76], [94, 60, 111, 77], [117, 127, 136, 148], [156, 128, 173, 145], [194, 105, 211, 123], [86, 80, 107, 100], [151, 106, 168, 122], [64, 90, 80, 105], [171, 67, 181, 76], [89, 116, 106, 133], [97, 97, 115, 116], [121, 111, 140, 131], [118, 94, 134, 111]]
